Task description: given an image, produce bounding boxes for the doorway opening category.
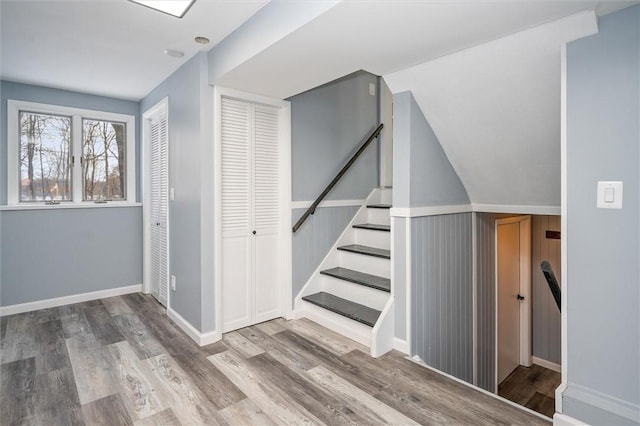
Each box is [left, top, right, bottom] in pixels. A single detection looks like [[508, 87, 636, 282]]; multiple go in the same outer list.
[[495, 214, 562, 418]]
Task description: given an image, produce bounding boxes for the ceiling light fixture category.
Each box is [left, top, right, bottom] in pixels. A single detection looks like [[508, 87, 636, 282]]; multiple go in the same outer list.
[[129, 0, 196, 18], [164, 49, 185, 58], [194, 36, 210, 45]]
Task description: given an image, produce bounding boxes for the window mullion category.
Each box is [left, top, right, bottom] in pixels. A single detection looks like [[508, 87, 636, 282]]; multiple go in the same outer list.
[[72, 115, 83, 203]]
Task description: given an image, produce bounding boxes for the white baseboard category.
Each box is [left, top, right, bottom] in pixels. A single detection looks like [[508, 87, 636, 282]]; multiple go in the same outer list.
[[532, 356, 562, 373], [393, 337, 409, 354], [167, 307, 221, 346], [0, 284, 143, 316], [553, 413, 587, 425]]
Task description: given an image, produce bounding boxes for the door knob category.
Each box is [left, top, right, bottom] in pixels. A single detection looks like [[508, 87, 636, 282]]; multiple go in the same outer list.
[[517, 294, 525, 301]]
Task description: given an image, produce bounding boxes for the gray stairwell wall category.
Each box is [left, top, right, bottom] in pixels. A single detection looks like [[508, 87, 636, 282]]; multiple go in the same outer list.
[[289, 71, 379, 300], [0, 81, 142, 306], [564, 5, 639, 424], [392, 90, 474, 382], [531, 215, 561, 365]]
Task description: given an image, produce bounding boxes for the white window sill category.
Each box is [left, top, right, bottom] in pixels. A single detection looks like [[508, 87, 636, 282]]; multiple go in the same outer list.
[[0, 202, 142, 211]]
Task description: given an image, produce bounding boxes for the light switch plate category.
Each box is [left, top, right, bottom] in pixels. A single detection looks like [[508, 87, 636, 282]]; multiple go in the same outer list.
[[170, 187, 175, 201], [597, 181, 623, 209]]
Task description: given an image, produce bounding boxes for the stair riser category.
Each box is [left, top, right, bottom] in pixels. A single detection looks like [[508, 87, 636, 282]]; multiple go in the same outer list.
[[367, 208, 391, 226], [296, 302, 372, 347], [318, 276, 388, 310], [338, 251, 390, 278], [353, 228, 390, 250]]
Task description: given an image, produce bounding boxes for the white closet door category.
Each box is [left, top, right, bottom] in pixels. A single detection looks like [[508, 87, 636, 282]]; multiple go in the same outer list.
[[253, 104, 281, 323], [150, 112, 169, 306], [221, 98, 253, 332]]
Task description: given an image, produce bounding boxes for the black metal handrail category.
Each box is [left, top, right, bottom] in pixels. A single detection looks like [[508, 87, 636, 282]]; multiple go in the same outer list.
[[541, 261, 561, 312], [292, 123, 384, 233]]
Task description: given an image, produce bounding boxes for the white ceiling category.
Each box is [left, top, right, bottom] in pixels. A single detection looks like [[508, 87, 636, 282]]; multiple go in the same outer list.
[[0, 0, 268, 100], [214, 0, 636, 99]]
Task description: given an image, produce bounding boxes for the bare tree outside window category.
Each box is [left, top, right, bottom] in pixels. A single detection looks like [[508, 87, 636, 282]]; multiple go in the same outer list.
[[82, 119, 126, 201], [19, 111, 71, 202]]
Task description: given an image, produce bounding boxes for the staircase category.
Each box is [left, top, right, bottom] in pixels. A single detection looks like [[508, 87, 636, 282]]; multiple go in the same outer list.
[[294, 188, 394, 357]]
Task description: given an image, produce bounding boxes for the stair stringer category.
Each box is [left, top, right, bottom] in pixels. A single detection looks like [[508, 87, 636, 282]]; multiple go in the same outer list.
[[371, 297, 394, 357]]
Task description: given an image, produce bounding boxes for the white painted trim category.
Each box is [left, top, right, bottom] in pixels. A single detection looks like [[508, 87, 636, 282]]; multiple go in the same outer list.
[[0, 202, 141, 211], [0, 284, 142, 316], [553, 413, 588, 426], [293, 305, 372, 348], [167, 307, 221, 346], [390, 203, 560, 218], [391, 204, 472, 217], [563, 383, 640, 423], [409, 355, 552, 422], [213, 86, 292, 334], [559, 42, 569, 414], [495, 215, 533, 385], [393, 338, 409, 354], [291, 199, 365, 209], [6, 100, 136, 206], [405, 217, 412, 355], [473, 203, 560, 215], [532, 356, 561, 373], [556, 382, 568, 413], [371, 297, 394, 358]]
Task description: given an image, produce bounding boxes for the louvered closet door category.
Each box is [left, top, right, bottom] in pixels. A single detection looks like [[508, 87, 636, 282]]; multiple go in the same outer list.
[[252, 104, 281, 323], [221, 98, 253, 332], [221, 98, 282, 332], [150, 112, 169, 306]]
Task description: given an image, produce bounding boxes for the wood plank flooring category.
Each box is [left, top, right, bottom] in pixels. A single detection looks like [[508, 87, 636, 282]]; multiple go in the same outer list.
[[498, 364, 561, 418], [1, 293, 550, 425]]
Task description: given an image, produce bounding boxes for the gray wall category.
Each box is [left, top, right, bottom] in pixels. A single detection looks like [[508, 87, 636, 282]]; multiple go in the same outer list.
[[289, 71, 381, 301], [289, 71, 379, 202], [1, 207, 142, 305], [0, 81, 142, 307], [531, 215, 561, 365], [475, 212, 497, 392], [292, 206, 359, 299], [140, 53, 212, 331], [411, 213, 473, 383], [564, 6, 640, 424], [392, 91, 469, 208]]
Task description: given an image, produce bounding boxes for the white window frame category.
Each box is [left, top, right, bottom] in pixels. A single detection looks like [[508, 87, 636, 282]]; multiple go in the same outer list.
[[7, 100, 136, 207]]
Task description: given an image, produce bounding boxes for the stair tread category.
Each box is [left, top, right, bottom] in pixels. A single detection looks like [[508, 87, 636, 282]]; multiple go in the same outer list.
[[353, 223, 390, 232], [367, 204, 392, 209], [301, 292, 381, 327], [337, 244, 390, 259], [320, 267, 390, 292]]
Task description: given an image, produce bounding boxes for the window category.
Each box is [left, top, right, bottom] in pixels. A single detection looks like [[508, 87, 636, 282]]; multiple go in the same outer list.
[[7, 100, 136, 206]]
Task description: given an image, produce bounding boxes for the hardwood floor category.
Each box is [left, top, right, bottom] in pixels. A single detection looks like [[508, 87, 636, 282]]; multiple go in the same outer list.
[[1, 293, 549, 425], [498, 364, 561, 418]]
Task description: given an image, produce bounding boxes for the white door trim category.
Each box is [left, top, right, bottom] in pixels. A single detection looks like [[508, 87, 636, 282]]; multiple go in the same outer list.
[[142, 97, 170, 309], [495, 215, 532, 388], [213, 86, 292, 336]]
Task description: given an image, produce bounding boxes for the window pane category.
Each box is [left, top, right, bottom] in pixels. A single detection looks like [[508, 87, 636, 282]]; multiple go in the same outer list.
[[19, 111, 72, 202], [82, 119, 126, 201]]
